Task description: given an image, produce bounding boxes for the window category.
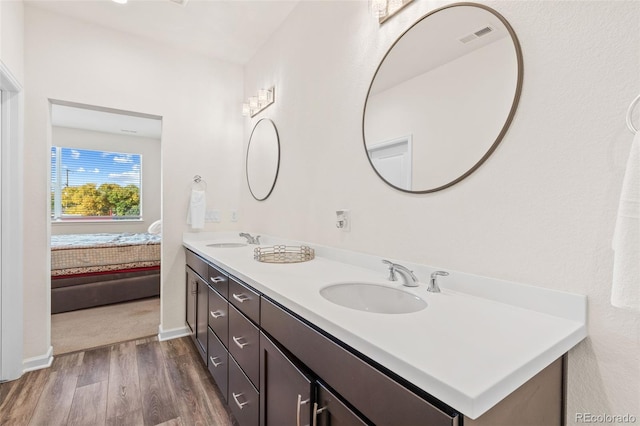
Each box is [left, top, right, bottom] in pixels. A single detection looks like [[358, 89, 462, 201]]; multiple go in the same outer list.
[[51, 147, 142, 221]]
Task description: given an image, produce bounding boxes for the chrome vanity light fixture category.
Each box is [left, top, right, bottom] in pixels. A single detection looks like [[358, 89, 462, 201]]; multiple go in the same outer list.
[[242, 87, 275, 118], [370, 0, 414, 24]]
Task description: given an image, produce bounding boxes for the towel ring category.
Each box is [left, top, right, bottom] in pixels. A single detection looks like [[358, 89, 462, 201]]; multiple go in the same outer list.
[[626, 94, 640, 134], [192, 175, 207, 190]]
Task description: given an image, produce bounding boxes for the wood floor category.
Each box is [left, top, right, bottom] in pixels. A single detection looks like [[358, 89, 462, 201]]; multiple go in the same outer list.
[[0, 337, 236, 426]]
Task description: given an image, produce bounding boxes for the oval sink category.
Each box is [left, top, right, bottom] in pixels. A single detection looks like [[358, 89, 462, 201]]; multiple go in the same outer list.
[[320, 283, 427, 314], [206, 242, 247, 248]]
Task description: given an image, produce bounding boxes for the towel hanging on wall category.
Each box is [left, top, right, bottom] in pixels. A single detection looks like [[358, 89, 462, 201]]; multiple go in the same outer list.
[[612, 130, 640, 311], [187, 176, 207, 230], [187, 189, 206, 229]]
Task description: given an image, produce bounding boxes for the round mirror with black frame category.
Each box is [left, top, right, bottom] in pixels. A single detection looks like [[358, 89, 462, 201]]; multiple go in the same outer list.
[[246, 118, 281, 201], [363, 2, 523, 193]]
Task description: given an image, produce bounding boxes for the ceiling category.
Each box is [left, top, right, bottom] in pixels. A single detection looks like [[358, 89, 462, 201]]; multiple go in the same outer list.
[[25, 0, 300, 65]]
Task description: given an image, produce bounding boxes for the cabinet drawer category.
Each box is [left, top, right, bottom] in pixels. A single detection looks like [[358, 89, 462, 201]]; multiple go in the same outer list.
[[208, 286, 229, 348], [229, 305, 260, 389], [261, 298, 459, 426], [186, 249, 208, 280], [229, 277, 260, 324], [229, 356, 260, 426], [207, 328, 229, 402], [209, 264, 229, 299]]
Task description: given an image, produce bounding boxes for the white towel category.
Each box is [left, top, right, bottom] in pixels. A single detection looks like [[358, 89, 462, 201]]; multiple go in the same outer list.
[[612, 131, 640, 311], [187, 189, 206, 230]]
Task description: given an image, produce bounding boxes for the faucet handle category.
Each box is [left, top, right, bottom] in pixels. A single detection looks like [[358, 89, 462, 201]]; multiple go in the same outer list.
[[428, 271, 449, 293], [381, 259, 397, 281]]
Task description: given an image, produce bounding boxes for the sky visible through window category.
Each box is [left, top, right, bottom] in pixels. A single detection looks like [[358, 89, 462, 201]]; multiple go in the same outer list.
[[51, 147, 141, 188]]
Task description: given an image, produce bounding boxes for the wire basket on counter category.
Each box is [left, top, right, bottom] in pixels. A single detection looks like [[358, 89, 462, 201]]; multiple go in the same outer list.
[[254, 245, 315, 264]]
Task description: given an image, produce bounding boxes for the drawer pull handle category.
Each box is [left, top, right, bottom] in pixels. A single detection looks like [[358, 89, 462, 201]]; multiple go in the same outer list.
[[211, 276, 225, 284], [232, 293, 250, 303], [312, 402, 327, 426], [210, 310, 224, 319], [233, 336, 249, 349], [297, 394, 310, 426], [209, 356, 222, 367], [232, 392, 249, 410]]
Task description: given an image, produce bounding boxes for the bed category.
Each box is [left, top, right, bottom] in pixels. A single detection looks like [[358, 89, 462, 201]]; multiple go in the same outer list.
[[51, 233, 161, 314]]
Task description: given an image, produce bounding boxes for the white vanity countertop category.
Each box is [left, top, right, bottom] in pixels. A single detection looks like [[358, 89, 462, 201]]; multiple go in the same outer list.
[[183, 232, 587, 420]]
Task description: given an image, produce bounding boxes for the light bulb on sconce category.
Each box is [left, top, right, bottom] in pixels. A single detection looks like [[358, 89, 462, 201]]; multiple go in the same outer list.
[[242, 87, 275, 118]]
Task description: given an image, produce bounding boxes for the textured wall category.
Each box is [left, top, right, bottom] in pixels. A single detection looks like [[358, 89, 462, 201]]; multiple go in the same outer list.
[[241, 0, 640, 422]]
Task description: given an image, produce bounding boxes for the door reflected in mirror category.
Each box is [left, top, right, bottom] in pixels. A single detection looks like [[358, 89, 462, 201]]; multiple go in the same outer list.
[[246, 118, 280, 201], [363, 3, 523, 193]]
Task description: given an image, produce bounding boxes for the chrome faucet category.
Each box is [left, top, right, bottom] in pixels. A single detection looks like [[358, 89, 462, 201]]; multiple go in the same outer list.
[[382, 260, 419, 287], [239, 233, 261, 245], [428, 271, 449, 293]]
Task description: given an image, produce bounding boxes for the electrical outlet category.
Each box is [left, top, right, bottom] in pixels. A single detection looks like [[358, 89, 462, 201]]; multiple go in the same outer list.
[[205, 210, 221, 223], [336, 209, 350, 232], [230, 210, 239, 222]]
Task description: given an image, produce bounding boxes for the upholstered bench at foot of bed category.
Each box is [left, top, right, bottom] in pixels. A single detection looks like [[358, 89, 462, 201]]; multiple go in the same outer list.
[[51, 268, 160, 314]]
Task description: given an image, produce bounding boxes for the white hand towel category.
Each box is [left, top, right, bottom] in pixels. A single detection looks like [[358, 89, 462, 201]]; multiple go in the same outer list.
[[187, 189, 206, 230], [612, 131, 640, 311]]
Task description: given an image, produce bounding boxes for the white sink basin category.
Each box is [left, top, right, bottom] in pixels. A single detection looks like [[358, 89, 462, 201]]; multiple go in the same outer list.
[[320, 282, 427, 314], [206, 242, 248, 248]]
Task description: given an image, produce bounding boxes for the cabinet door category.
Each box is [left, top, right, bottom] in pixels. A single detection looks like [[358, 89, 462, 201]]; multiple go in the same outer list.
[[314, 382, 368, 426], [185, 267, 197, 335], [195, 275, 208, 362], [260, 333, 313, 426]]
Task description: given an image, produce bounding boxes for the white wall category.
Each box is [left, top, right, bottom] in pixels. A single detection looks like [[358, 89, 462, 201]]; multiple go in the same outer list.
[[50, 127, 161, 235], [241, 0, 640, 423], [0, 0, 24, 83], [24, 5, 244, 360]]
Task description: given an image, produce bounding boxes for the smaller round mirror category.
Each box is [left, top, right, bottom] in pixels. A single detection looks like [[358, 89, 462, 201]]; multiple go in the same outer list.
[[246, 118, 280, 201]]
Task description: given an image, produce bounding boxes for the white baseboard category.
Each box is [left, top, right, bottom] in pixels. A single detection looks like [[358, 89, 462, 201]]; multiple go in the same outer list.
[[157, 325, 190, 342], [23, 346, 53, 373]]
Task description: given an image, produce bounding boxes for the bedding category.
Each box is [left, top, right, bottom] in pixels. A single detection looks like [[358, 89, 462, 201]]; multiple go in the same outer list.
[[51, 232, 161, 313], [51, 232, 161, 277]]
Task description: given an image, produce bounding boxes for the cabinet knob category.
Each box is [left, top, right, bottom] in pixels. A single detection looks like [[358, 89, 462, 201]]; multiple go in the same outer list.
[[210, 310, 224, 319], [211, 276, 225, 284]]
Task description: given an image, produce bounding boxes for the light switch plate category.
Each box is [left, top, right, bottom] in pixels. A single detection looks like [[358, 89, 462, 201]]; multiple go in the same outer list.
[[205, 210, 221, 223]]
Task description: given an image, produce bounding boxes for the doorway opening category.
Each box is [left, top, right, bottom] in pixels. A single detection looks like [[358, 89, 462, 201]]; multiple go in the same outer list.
[[49, 101, 162, 354]]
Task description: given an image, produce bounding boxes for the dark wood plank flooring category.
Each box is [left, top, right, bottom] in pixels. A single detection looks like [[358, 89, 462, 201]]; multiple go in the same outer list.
[[0, 337, 235, 426]]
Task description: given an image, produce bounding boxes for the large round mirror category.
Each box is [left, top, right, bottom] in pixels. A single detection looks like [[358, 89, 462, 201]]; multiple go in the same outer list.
[[246, 118, 280, 201], [363, 3, 523, 193]]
